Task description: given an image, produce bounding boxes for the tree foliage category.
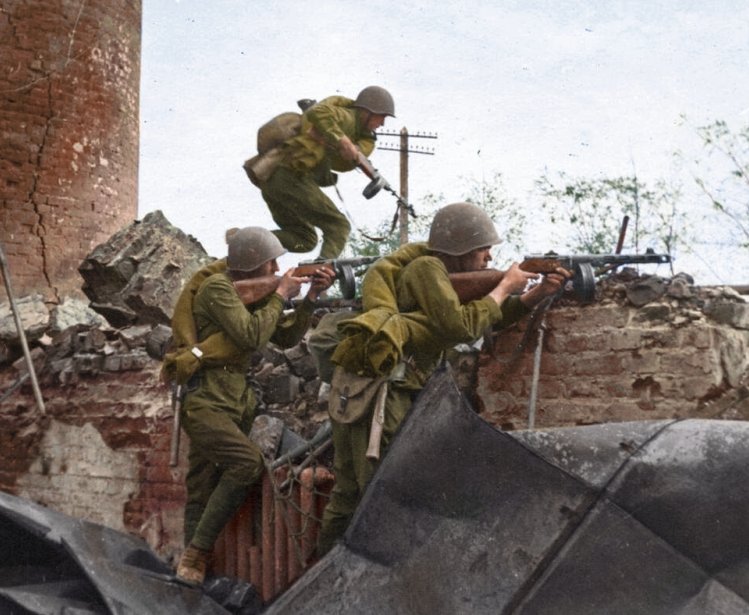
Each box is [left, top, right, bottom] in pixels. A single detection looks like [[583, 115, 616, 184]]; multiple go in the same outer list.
[[347, 172, 526, 260], [535, 172, 686, 268], [691, 119, 749, 248]]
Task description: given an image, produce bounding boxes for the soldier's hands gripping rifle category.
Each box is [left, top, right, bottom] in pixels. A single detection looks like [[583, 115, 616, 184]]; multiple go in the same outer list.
[[449, 249, 671, 304], [233, 255, 382, 304]]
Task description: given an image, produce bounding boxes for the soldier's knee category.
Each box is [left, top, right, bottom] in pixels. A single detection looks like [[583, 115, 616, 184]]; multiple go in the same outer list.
[[225, 449, 264, 487]]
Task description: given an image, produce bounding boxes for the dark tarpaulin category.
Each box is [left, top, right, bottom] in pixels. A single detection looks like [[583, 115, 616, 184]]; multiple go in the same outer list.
[[0, 490, 239, 615], [266, 366, 749, 615]]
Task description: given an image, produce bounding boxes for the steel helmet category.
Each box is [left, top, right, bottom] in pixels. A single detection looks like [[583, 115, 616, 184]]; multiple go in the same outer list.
[[226, 227, 286, 272], [427, 202, 501, 256], [353, 86, 395, 117]]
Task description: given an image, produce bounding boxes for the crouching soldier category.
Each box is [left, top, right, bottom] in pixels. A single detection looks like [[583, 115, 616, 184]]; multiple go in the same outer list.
[[168, 227, 334, 585], [316, 202, 570, 554]]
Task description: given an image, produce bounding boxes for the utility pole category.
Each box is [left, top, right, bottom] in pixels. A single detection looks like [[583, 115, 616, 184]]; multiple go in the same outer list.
[[377, 129, 437, 244]]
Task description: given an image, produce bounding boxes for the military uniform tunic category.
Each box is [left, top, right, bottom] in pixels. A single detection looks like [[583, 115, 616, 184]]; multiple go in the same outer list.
[[182, 272, 314, 550], [261, 96, 376, 259], [317, 251, 530, 553]]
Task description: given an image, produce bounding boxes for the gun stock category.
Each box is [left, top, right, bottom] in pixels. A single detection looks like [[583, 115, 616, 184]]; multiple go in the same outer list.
[[448, 269, 506, 304], [355, 151, 379, 181], [233, 275, 283, 305]]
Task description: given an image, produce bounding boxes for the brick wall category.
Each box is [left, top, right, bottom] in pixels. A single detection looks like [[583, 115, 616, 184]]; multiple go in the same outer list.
[[0, 364, 186, 561], [0, 1, 141, 301], [478, 287, 749, 430], [0, 286, 747, 562]]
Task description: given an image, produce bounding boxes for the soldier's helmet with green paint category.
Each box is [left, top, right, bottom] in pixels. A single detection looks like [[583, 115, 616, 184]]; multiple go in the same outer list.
[[226, 227, 287, 272], [353, 86, 395, 117], [427, 202, 501, 256]]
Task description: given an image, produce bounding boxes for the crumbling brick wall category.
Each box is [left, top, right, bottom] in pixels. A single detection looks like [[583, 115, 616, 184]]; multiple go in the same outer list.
[[478, 278, 749, 430], [0, 362, 185, 560], [0, 1, 141, 301], [0, 275, 747, 563]]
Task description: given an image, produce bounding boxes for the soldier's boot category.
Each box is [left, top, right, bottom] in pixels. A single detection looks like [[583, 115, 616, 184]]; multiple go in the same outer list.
[[176, 544, 211, 586]]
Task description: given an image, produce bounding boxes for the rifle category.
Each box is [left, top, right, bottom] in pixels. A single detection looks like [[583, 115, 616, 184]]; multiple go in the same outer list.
[[449, 250, 671, 304], [233, 255, 381, 304]]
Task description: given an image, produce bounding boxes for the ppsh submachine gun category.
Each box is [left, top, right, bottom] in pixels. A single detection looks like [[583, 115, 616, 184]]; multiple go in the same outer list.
[[520, 250, 671, 302], [292, 255, 382, 299], [449, 249, 672, 304], [233, 255, 382, 305], [354, 152, 417, 224]]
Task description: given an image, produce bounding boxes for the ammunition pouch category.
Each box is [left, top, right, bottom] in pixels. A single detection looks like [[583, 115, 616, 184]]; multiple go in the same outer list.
[[328, 366, 386, 424]]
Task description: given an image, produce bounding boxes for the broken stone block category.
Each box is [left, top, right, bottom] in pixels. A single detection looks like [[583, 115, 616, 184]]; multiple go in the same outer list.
[[102, 350, 150, 372], [626, 276, 667, 307], [119, 325, 152, 350], [635, 304, 672, 322], [262, 344, 286, 367], [265, 366, 301, 404], [252, 362, 275, 387], [46, 325, 87, 364], [283, 344, 308, 363], [73, 353, 104, 374], [289, 354, 319, 380], [0, 294, 49, 343], [78, 210, 214, 328], [706, 302, 749, 330], [145, 324, 172, 360], [49, 297, 107, 335], [249, 414, 285, 459], [666, 276, 693, 299], [12, 347, 45, 375], [76, 329, 107, 353]]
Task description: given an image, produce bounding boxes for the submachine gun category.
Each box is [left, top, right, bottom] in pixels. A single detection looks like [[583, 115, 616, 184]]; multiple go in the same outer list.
[[292, 255, 381, 299], [233, 255, 381, 305], [450, 249, 672, 304], [355, 152, 417, 222]]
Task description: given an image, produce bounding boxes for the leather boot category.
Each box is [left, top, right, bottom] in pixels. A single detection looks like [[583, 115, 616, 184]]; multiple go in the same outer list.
[[176, 544, 211, 586]]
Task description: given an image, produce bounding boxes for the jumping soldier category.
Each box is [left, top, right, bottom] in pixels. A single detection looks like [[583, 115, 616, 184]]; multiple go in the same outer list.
[[259, 86, 395, 259], [315, 202, 570, 554], [172, 227, 334, 585]]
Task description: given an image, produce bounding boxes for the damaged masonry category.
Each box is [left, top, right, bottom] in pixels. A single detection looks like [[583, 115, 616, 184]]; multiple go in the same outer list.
[[1, 211, 748, 613]]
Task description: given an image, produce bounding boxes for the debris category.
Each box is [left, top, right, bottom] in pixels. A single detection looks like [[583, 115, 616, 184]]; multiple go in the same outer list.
[[78, 210, 213, 328], [267, 367, 749, 614], [0, 490, 245, 614], [625, 275, 667, 307]]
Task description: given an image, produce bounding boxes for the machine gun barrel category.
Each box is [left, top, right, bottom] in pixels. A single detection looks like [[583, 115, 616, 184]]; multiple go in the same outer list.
[[521, 249, 671, 274], [520, 249, 671, 303]]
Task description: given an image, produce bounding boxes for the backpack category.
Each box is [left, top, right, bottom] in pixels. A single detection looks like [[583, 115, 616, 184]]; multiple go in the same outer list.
[[243, 99, 316, 186]]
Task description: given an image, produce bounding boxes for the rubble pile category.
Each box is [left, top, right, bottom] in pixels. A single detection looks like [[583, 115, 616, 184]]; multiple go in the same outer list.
[[1, 215, 747, 439], [0, 211, 335, 439], [0, 210, 747, 562]]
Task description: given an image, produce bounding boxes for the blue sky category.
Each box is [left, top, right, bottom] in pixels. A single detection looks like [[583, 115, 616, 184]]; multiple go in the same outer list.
[[139, 1, 749, 284]]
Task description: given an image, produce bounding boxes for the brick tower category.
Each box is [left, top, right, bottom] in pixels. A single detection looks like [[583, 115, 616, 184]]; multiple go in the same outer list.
[[0, 1, 142, 302]]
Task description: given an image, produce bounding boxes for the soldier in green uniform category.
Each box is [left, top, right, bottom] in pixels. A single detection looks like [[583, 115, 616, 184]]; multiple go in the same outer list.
[[173, 227, 334, 585], [260, 86, 395, 259], [316, 202, 570, 555]]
